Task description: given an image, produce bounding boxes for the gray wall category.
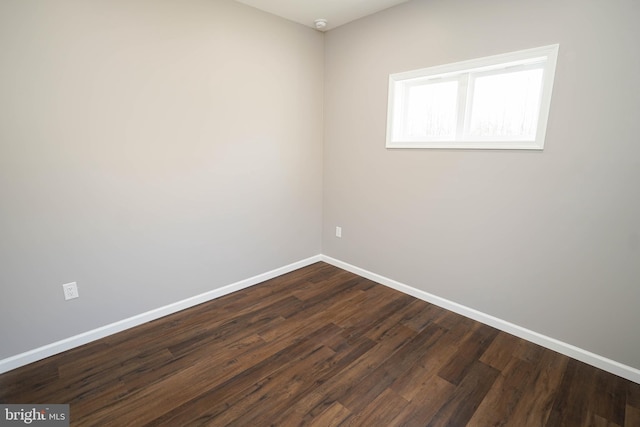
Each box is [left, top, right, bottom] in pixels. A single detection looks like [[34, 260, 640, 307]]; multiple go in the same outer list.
[[323, 0, 640, 369], [0, 0, 323, 359], [2, 0, 639, 373]]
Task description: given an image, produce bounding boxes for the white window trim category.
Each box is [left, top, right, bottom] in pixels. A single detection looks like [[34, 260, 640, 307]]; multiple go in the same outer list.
[[386, 44, 559, 150]]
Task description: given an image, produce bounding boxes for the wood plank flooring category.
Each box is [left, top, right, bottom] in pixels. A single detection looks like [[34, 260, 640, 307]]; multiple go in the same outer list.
[[1, 262, 639, 426]]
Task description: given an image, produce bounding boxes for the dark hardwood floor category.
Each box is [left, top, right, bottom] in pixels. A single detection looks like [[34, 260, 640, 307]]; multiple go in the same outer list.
[[1, 262, 639, 426]]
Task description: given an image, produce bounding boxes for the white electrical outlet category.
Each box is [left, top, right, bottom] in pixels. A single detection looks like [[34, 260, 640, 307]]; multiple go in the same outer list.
[[62, 282, 79, 300], [335, 226, 342, 238]]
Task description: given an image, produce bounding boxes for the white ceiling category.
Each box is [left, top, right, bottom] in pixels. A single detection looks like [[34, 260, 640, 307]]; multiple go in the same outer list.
[[234, 0, 410, 31]]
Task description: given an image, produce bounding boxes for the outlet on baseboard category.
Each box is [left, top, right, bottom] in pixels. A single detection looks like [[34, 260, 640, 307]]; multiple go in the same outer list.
[[62, 282, 79, 300], [335, 226, 342, 238]]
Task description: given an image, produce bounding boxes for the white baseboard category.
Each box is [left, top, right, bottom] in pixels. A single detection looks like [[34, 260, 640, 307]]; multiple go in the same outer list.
[[3, 253, 639, 384], [0, 255, 322, 375], [321, 255, 640, 385]]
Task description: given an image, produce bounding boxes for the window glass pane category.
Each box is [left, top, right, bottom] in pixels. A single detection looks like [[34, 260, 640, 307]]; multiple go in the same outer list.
[[467, 68, 543, 139], [404, 81, 458, 139]]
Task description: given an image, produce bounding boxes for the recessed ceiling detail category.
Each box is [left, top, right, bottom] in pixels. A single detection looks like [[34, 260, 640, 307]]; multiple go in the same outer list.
[[234, 0, 410, 31]]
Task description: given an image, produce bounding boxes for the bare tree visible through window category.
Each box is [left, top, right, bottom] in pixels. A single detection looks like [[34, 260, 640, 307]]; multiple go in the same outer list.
[[468, 69, 543, 139], [405, 81, 458, 139]]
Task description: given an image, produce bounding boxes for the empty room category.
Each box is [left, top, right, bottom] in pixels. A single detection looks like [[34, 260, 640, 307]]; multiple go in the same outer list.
[[1, 0, 639, 425]]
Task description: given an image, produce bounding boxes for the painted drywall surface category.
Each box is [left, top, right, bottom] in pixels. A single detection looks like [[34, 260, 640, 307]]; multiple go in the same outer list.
[[0, 0, 323, 359], [323, 0, 640, 369]]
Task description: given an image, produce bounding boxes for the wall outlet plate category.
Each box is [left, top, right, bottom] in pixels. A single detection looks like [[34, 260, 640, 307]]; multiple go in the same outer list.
[[62, 282, 79, 300]]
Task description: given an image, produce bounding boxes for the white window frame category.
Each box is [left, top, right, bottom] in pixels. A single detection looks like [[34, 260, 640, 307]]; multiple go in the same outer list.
[[386, 44, 559, 150]]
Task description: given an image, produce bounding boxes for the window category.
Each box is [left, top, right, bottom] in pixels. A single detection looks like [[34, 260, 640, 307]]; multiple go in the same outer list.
[[386, 44, 559, 150]]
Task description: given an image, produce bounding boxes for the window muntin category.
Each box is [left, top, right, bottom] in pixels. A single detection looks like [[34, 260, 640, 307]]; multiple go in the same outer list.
[[386, 45, 559, 150]]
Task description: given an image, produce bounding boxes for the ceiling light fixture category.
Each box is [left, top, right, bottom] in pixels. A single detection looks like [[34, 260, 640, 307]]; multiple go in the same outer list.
[[314, 19, 328, 31]]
